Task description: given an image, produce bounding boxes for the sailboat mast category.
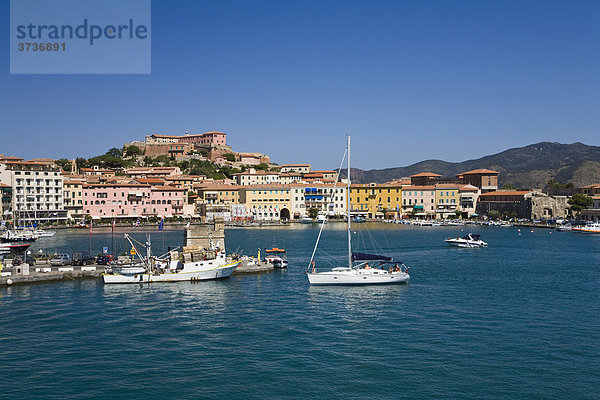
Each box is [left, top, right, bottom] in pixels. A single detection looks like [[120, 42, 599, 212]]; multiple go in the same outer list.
[[347, 135, 352, 268]]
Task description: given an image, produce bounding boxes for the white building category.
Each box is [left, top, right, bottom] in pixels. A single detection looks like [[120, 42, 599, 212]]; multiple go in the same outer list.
[[233, 171, 281, 186], [1, 161, 67, 224], [290, 184, 347, 219], [280, 164, 311, 174]]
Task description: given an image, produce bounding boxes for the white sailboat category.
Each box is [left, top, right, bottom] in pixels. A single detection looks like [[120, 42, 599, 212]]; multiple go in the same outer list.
[[306, 135, 410, 286]]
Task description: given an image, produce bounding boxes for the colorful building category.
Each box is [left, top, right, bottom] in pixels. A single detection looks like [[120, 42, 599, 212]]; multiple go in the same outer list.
[[350, 183, 403, 219], [435, 184, 461, 219], [280, 164, 311, 174], [410, 172, 442, 186], [457, 169, 499, 193], [402, 185, 436, 218], [82, 183, 184, 219], [290, 183, 347, 219], [238, 185, 292, 221], [233, 171, 280, 185], [63, 180, 84, 220]]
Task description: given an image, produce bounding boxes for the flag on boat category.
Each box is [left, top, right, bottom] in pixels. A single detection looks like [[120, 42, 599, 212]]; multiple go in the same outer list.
[[112, 218, 116, 232], [158, 218, 164, 231], [351, 252, 393, 262]]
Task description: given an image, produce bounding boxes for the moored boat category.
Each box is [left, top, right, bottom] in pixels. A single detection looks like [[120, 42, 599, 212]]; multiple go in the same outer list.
[[103, 233, 240, 284], [572, 222, 600, 233], [264, 247, 288, 269], [1, 229, 38, 243], [445, 233, 488, 248], [306, 135, 410, 286], [556, 224, 573, 232], [34, 229, 56, 238]]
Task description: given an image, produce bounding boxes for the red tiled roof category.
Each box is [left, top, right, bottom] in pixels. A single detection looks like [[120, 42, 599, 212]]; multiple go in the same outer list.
[[459, 169, 499, 175], [399, 185, 436, 190], [151, 186, 185, 191], [479, 190, 530, 197], [410, 172, 442, 177]]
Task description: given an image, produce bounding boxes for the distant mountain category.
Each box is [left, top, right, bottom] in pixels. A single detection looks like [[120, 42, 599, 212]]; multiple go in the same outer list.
[[340, 142, 600, 189]]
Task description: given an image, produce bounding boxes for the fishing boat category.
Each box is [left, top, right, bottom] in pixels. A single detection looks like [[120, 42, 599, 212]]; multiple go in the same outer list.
[[0, 242, 31, 256], [264, 247, 288, 269], [306, 135, 410, 286], [103, 233, 240, 284], [572, 222, 600, 233], [445, 233, 488, 248]]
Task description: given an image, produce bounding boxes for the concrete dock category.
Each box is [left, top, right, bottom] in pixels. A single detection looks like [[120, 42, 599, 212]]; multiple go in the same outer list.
[[0, 263, 105, 286], [232, 259, 274, 275]]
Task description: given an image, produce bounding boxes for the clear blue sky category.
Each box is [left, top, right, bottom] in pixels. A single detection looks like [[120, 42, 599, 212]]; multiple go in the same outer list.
[[1, 0, 599, 170]]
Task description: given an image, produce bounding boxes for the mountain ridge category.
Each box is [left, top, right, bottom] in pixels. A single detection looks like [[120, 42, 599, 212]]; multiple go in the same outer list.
[[340, 142, 600, 188]]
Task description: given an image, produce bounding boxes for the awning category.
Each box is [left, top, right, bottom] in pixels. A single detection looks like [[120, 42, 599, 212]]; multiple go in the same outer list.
[[413, 205, 424, 209], [352, 252, 392, 262]]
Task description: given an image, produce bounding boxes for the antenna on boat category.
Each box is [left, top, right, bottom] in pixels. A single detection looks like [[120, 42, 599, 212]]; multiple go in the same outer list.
[[347, 134, 352, 269]]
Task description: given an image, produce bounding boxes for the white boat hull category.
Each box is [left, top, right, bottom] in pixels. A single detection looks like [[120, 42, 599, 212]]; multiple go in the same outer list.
[[307, 268, 410, 286], [103, 260, 240, 284]]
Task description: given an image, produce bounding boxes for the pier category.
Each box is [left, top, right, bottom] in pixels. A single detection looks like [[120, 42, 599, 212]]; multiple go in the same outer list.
[[0, 263, 105, 286]]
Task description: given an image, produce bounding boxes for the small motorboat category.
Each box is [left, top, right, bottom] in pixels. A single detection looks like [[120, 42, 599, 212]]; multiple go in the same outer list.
[[556, 224, 573, 232], [445, 233, 488, 248], [34, 229, 56, 238], [264, 247, 288, 269], [300, 216, 313, 224]]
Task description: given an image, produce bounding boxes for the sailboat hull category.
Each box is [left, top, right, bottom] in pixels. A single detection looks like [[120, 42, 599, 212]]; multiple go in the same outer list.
[[307, 269, 410, 286]]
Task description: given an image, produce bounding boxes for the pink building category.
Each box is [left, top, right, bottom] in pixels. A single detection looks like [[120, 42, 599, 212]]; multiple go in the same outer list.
[[178, 131, 226, 147], [83, 183, 185, 219]]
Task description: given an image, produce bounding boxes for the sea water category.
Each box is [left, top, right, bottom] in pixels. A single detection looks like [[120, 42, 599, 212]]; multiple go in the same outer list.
[[1, 223, 599, 399]]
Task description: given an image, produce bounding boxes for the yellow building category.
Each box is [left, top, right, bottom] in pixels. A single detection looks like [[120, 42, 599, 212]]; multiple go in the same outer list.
[[195, 185, 241, 205], [164, 175, 204, 190], [63, 180, 84, 219], [350, 183, 402, 219], [239, 184, 292, 220], [435, 184, 461, 219]]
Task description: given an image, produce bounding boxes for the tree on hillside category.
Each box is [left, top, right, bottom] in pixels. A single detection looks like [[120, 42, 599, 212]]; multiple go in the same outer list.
[[547, 179, 574, 189], [76, 157, 87, 169], [106, 147, 123, 158], [502, 184, 517, 190], [254, 163, 270, 171], [223, 153, 237, 162], [55, 158, 71, 171], [568, 194, 593, 212], [124, 145, 143, 157]]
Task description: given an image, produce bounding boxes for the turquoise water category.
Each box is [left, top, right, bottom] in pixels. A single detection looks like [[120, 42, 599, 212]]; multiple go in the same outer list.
[[1, 224, 599, 399]]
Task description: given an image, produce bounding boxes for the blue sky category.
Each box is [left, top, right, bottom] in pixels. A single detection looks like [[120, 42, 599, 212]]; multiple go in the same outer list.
[[1, 0, 599, 170]]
